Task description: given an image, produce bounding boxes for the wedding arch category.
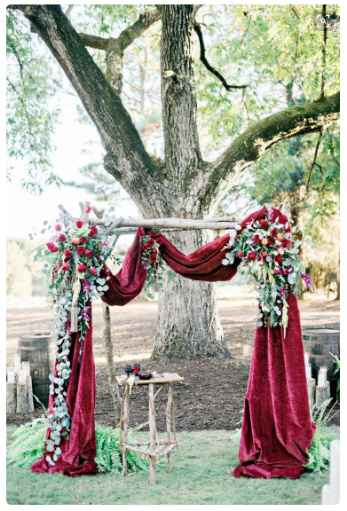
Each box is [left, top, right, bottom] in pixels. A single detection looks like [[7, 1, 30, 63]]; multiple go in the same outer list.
[[32, 204, 315, 479]]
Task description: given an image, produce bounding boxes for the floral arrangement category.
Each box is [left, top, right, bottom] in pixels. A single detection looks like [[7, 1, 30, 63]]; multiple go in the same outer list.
[[222, 207, 311, 330], [140, 233, 165, 296], [40, 204, 121, 466], [39, 206, 161, 465]]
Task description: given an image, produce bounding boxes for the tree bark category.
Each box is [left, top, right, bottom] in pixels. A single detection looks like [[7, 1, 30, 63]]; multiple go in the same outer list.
[[150, 6, 229, 358]]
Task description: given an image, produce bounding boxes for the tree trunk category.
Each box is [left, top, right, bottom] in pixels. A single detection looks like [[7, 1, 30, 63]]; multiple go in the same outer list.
[[150, 6, 229, 359], [152, 229, 229, 359]]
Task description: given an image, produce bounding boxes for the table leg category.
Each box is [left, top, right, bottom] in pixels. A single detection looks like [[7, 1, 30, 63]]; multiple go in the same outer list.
[[172, 387, 176, 445], [148, 383, 157, 484], [166, 384, 173, 470], [121, 385, 129, 476]]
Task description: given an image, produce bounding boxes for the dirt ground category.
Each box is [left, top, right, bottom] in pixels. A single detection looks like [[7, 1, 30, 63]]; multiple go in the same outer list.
[[7, 291, 339, 431]]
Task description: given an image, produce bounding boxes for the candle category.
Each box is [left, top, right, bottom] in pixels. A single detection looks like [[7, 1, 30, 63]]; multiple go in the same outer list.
[[318, 366, 328, 387]]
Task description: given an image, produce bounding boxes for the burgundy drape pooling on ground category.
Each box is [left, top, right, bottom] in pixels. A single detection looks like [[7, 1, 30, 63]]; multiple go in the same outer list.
[[32, 210, 314, 478]]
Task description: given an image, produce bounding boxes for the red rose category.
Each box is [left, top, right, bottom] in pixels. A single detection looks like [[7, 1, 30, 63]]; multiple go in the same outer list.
[[71, 237, 80, 245], [236, 251, 244, 258], [278, 216, 287, 225], [77, 246, 85, 256], [270, 228, 278, 237], [88, 226, 98, 237], [77, 263, 87, 272], [281, 239, 291, 248], [259, 219, 269, 230], [150, 250, 157, 264], [90, 267, 97, 276], [55, 224, 62, 231], [75, 219, 84, 229], [47, 242, 58, 253], [62, 262, 70, 272], [285, 225, 291, 233], [274, 254, 283, 264], [251, 234, 261, 244], [64, 249, 72, 259], [247, 251, 257, 261], [58, 233, 66, 242], [79, 236, 87, 244], [85, 249, 93, 258], [143, 239, 154, 251]]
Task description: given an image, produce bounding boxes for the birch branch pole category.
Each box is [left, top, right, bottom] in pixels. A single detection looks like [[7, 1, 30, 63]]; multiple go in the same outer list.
[[59, 205, 238, 232], [96, 216, 239, 232]]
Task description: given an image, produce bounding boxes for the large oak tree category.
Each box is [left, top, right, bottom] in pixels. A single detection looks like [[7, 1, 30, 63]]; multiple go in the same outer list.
[[9, 5, 339, 358]]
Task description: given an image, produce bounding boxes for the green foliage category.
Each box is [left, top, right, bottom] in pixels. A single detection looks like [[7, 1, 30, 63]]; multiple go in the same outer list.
[[7, 418, 148, 474], [330, 353, 340, 401], [305, 398, 338, 472], [6, 9, 61, 192], [305, 428, 335, 472]]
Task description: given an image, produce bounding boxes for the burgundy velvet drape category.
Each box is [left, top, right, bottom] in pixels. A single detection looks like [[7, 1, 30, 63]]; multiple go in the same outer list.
[[33, 210, 314, 479], [148, 209, 315, 478], [32, 229, 147, 476]]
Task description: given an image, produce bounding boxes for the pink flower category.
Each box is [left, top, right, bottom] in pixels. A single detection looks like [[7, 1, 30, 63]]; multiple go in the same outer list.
[[71, 237, 80, 245], [279, 287, 286, 297], [281, 239, 291, 248], [77, 263, 87, 272], [76, 219, 84, 229], [58, 233, 66, 242], [85, 204, 92, 214], [62, 262, 70, 272], [236, 251, 244, 258], [90, 267, 97, 276], [251, 234, 262, 244], [77, 246, 85, 256], [47, 242, 58, 253], [55, 224, 62, 232], [85, 249, 93, 258]]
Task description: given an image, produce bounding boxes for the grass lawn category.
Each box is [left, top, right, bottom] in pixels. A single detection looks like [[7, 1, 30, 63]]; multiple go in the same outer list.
[[6, 426, 338, 505]]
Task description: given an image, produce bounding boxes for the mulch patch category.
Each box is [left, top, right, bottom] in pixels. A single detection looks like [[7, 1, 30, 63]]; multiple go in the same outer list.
[[95, 357, 250, 431], [7, 357, 251, 432]]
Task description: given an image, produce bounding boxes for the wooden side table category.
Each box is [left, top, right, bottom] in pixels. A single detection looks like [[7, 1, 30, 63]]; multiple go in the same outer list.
[[116, 372, 184, 484]]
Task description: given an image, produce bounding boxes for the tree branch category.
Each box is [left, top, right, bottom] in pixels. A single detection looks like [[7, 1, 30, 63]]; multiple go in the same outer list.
[[320, 4, 328, 100], [194, 23, 248, 91], [117, 10, 160, 52], [78, 10, 160, 52], [201, 91, 340, 205], [78, 33, 109, 50], [10, 5, 163, 213]]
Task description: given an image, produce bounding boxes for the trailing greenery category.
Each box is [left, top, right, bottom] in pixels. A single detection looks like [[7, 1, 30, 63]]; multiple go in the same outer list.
[[305, 398, 339, 472], [7, 418, 148, 474]]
